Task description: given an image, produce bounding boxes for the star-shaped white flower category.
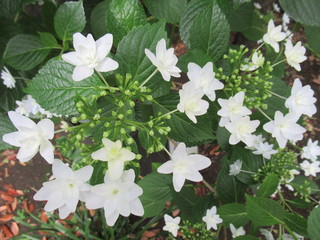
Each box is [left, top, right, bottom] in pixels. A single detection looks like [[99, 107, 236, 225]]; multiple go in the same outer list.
[[301, 139, 320, 162], [202, 206, 223, 230], [230, 224, 246, 238], [144, 38, 181, 81], [240, 52, 265, 72], [85, 169, 144, 226], [263, 111, 306, 148], [163, 214, 181, 237], [187, 62, 224, 101], [245, 134, 266, 150], [284, 41, 307, 71], [263, 19, 286, 53], [62, 33, 119, 81], [229, 159, 242, 176], [252, 142, 278, 159], [285, 78, 316, 117], [3, 111, 54, 163], [15, 95, 54, 118], [34, 159, 93, 219], [177, 81, 209, 124], [300, 160, 320, 177], [157, 143, 211, 192], [91, 138, 135, 180], [1, 67, 15, 88]]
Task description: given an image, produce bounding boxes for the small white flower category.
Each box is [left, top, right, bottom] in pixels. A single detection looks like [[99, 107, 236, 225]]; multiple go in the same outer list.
[[301, 139, 320, 162], [163, 214, 180, 237], [260, 229, 275, 240], [15, 95, 55, 118], [85, 169, 144, 226], [245, 134, 266, 150], [3, 111, 55, 163], [272, 3, 281, 13], [241, 52, 265, 71], [230, 224, 246, 238], [282, 13, 290, 31], [34, 159, 93, 219], [62, 33, 119, 81], [284, 169, 300, 191], [1, 67, 15, 88], [202, 206, 223, 230], [253, 3, 262, 10], [91, 138, 135, 180], [285, 78, 316, 117], [144, 38, 181, 81], [217, 91, 252, 127], [225, 116, 260, 147], [300, 160, 320, 177], [284, 41, 307, 71], [177, 81, 209, 124], [229, 160, 242, 176], [283, 232, 304, 240], [263, 111, 306, 148], [263, 20, 286, 53], [187, 62, 224, 101], [157, 143, 211, 192], [252, 142, 278, 159]]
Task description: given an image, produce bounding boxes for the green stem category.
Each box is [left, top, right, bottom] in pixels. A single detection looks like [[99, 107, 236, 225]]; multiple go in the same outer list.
[[268, 90, 287, 100], [271, 59, 286, 68], [283, 225, 299, 240], [240, 170, 256, 174], [96, 71, 110, 87], [278, 190, 294, 212], [14, 77, 30, 81], [202, 179, 215, 193], [139, 69, 158, 89], [257, 107, 272, 121]]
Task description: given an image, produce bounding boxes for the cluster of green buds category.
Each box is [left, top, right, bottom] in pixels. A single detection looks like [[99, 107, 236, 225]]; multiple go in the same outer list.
[[292, 180, 313, 202], [180, 220, 214, 240]]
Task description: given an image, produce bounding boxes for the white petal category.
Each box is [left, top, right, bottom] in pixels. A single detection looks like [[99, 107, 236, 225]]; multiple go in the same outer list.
[[73, 32, 88, 52], [91, 148, 108, 161], [59, 205, 72, 219], [8, 111, 36, 130], [105, 209, 119, 226], [44, 190, 65, 211], [108, 160, 124, 180], [72, 65, 94, 81], [2, 132, 23, 147], [130, 198, 144, 216], [159, 69, 171, 81], [52, 159, 73, 179], [95, 57, 119, 72], [74, 166, 93, 182], [17, 144, 38, 162], [96, 33, 113, 60], [62, 52, 83, 66], [65, 189, 79, 213], [37, 119, 54, 139], [173, 174, 185, 192], [144, 48, 158, 66], [39, 140, 54, 164], [158, 161, 174, 174]]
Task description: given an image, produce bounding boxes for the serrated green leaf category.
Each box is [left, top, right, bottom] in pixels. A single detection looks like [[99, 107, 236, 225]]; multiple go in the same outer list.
[[256, 173, 279, 198], [90, 1, 109, 39], [3, 34, 51, 70], [286, 198, 312, 209], [144, 0, 187, 24], [218, 203, 248, 227], [38, 32, 59, 48], [308, 207, 320, 239], [0, 112, 16, 151], [41, 0, 57, 33], [25, 60, 104, 115], [242, 11, 265, 41], [189, 1, 230, 62], [284, 212, 308, 237], [229, 0, 253, 32], [305, 25, 320, 56], [54, 1, 85, 41], [0, 81, 25, 111], [0, 18, 21, 61]]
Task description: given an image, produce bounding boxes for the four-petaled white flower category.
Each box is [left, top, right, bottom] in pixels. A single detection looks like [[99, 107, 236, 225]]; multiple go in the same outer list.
[[285, 78, 316, 117], [177, 81, 209, 124], [157, 143, 211, 192], [144, 38, 181, 81], [3, 111, 55, 163], [240, 52, 265, 72], [62, 33, 119, 81], [34, 159, 93, 219], [91, 138, 135, 180], [229, 160, 242, 176], [263, 111, 306, 148], [301, 139, 320, 162], [284, 41, 307, 71], [252, 142, 278, 159], [217, 91, 251, 127], [1, 67, 15, 88], [187, 62, 224, 101], [263, 19, 286, 53], [163, 214, 181, 237], [225, 116, 260, 147], [202, 206, 223, 230], [85, 169, 144, 226], [300, 160, 320, 177], [230, 224, 246, 238]]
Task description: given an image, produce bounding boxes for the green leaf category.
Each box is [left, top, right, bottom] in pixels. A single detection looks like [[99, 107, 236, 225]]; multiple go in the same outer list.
[[216, 126, 231, 150], [229, 0, 253, 32], [286, 198, 312, 209], [90, 161, 108, 185], [284, 212, 308, 237], [242, 11, 265, 41], [234, 236, 259, 240], [0, 0, 21, 19], [218, 203, 249, 227], [305, 25, 320, 56], [54, 1, 85, 41], [41, 0, 57, 33], [0, 81, 25, 112], [144, 0, 187, 24], [177, 49, 213, 73], [256, 173, 279, 198], [245, 195, 285, 226], [0, 112, 16, 151], [308, 207, 320, 239], [3, 34, 51, 71], [90, 1, 109, 39], [189, 1, 230, 62], [138, 172, 172, 217], [279, 0, 320, 27], [106, 0, 147, 45], [38, 32, 59, 48], [25, 60, 104, 116]]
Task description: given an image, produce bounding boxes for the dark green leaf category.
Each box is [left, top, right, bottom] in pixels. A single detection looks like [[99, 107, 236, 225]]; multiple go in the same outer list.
[[0, 112, 16, 151], [305, 25, 320, 56], [308, 207, 320, 239], [242, 11, 265, 41], [38, 32, 59, 48], [90, 161, 108, 185], [0, 0, 21, 19], [216, 126, 231, 150], [256, 173, 279, 198], [234, 236, 259, 240], [229, 0, 253, 32], [286, 198, 312, 209], [0, 81, 25, 112], [218, 203, 248, 227], [41, 0, 57, 33], [284, 212, 308, 237], [90, 1, 109, 39], [177, 49, 213, 73]]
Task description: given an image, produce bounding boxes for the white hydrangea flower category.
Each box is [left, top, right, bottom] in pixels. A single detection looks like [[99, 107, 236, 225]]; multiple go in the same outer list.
[[229, 159, 242, 176], [3, 111, 55, 163], [144, 38, 181, 81], [300, 160, 320, 177], [285, 78, 316, 117], [202, 206, 223, 230], [187, 62, 224, 101], [245, 134, 266, 150], [240, 52, 265, 72], [272, 3, 281, 13], [1, 67, 15, 88], [301, 139, 320, 162], [263, 111, 306, 148], [62, 33, 119, 81], [282, 13, 290, 31], [34, 159, 93, 219], [163, 214, 181, 237], [252, 142, 278, 159], [225, 116, 260, 147], [15, 95, 55, 118], [157, 142, 211, 192], [85, 169, 144, 226], [177, 81, 209, 124], [284, 41, 307, 71], [91, 138, 135, 180], [263, 19, 286, 53], [230, 224, 246, 238], [217, 91, 252, 127]]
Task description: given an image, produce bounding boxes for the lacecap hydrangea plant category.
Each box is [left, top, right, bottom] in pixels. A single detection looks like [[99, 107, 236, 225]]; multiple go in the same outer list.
[[0, 0, 320, 239]]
